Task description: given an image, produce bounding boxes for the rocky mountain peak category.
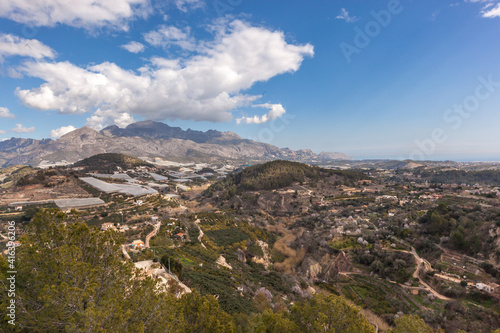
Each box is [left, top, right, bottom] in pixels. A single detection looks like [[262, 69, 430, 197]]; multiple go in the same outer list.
[[57, 126, 102, 142], [101, 120, 239, 143]]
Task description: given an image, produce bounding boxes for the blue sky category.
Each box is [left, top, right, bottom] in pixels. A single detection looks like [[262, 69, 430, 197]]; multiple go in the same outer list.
[[1, 0, 500, 161]]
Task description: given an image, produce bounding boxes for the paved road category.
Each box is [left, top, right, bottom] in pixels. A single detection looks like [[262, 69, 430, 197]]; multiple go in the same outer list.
[[194, 218, 207, 249], [121, 245, 132, 260], [145, 222, 161, 248]]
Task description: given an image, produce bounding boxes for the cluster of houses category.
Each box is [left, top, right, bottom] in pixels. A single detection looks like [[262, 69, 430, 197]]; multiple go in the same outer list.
[[465, 187, 500, 197], [100, 222, 131, 233]]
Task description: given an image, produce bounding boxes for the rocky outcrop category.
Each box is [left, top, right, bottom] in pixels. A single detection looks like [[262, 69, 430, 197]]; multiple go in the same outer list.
[[302, 251, 351, 282]]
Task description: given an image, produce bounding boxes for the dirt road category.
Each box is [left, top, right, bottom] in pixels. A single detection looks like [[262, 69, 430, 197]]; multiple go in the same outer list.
[[408, 247, 451, 301]]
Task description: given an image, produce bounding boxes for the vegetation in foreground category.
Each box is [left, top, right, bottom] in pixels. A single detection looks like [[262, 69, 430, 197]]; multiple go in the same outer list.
[[0, 209, 445, 333]]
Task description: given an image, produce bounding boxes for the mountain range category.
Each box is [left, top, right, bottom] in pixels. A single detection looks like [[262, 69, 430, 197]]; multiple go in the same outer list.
[[0, 121, 350, 167]]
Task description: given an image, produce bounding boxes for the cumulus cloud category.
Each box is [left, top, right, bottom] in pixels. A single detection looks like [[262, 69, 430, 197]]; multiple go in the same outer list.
[[121, 41, 145, 53], [336, 8, 358, 23], [174, 0, 205, 12], [15, 20, 314, 129], [0, 107, 15, 118], [0, 33, 56, 61], [144, 25, 196, 50], [236, 103, 286, 125], [50, 125, 77, 139], [86, 109, 136, 130], [481, 3, 500, 17], [11, 123, 35, 133], [16, 60, 151, 115], [0, 130, 6, 134], [0, 0, 151, 30]]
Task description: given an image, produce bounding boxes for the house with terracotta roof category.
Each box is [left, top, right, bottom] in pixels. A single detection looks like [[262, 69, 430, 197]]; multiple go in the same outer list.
[[132, 239, 145, 249]]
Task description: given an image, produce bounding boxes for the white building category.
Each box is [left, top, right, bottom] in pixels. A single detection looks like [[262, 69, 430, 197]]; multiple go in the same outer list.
[[476, 283, 494, 293]]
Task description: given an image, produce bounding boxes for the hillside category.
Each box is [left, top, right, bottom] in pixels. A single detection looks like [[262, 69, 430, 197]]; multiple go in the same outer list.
[[3, 159, 500, 332], [0, 165, 36, 188], [204, 160, 369, 213], [73, 153, 154, 173], [207, 160, 365, 194], [3, 208, 425, 332], [212, 161, 329, 192]]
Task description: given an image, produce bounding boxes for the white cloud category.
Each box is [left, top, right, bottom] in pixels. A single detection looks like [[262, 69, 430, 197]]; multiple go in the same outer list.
[[464, 0, 500, 17], [86, 109, 136, 130], [174, 0, 205, 12], [236, 103, 286, 125], [16, 61, 151, 115], [50, 125, 77, 139], [336, 8, 358, 23], [11, 123, 35, 133], [481, 3, 500, 17], [144, 25, 196, 51], [0, 33, 56, 61], [0, 0, 151, 30], [0, 130, 6, 134], [0, 107, 15, 118], [16, 20, 314, 129], [121, 41, 145, 53]]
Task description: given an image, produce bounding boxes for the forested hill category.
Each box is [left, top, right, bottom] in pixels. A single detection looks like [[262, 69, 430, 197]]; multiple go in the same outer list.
[[73, 153, 153, 173], [206, 160, 366, 195]]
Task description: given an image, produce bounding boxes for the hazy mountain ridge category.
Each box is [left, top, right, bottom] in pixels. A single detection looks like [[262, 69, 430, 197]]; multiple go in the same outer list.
[[0, 121, 351, 167]]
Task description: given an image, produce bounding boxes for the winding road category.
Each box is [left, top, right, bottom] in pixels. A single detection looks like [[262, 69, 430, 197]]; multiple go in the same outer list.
[[194, 218, 207, 249], [401, 247, 451, 301], [145, 222, 161, 249]]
